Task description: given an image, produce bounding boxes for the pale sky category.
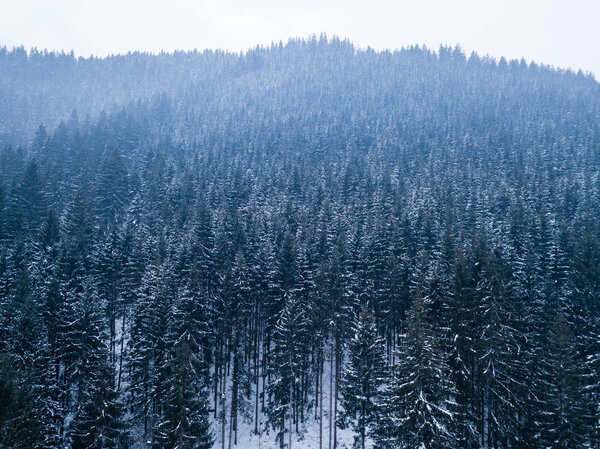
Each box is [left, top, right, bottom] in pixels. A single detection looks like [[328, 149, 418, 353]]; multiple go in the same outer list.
[[1, 0, 599, 76]]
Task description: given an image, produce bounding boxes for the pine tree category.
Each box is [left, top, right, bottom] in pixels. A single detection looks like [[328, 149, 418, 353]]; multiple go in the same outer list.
[[59, 190, 95, 291], [96, 224, 124, 372], [266, 291, 309, 449], [227, 250, 253, 447], [97, 147, 130, 223], [18, 158, 46, 233], [153, 285, 213, 449], [127, 265, 173, 438], [537, 314, 592, 449], [69, 360, 128, 449], [0, 245, 58, 449], [337, 307, 386, 449], [59, 278, 106, 401], [445, 249, 478, 449], [475, 246, 525, 448], [0, 353, 52, 449], [376, 290, 457, 449], [38, 207, 60, 251]]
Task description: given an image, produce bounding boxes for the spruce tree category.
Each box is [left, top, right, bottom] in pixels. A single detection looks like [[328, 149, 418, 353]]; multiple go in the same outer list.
[[266, 291, 309, 449], [376, 290, 457, 449], [445, 249, 478, 449], [153, 285, 213, 449], [475, 246, 525, 448], [337, 307, 386, 449], [69, 360, 128, 449], [0, 353, 52, 449], [537, 314, 592, 449], [127, 265, 173, 438]]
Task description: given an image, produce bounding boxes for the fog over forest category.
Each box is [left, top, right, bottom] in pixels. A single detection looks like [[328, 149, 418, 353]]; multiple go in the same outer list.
[[1, 36, 600, 449]]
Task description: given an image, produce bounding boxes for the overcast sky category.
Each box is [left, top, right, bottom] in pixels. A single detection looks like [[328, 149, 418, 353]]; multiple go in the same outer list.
[[1, 0, 598, 76]]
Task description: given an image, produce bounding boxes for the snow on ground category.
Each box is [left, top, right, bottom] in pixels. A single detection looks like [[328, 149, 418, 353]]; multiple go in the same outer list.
[[210, 349, 370, 449]]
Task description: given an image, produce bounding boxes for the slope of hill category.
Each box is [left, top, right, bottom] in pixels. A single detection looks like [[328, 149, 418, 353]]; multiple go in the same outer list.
[[1, 36, 600, 449]]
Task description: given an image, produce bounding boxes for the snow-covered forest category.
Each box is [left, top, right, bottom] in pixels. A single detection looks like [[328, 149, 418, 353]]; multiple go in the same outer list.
[[1, 36, 600, 449]]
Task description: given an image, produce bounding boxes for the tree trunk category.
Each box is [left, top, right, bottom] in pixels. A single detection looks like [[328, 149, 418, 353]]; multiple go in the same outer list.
[[329, 341, 334, 449], [214, 339, 220, 419], [110, 313, 116, 369], [221, 352, 227, 449], [289, 381, 293, 449], [361, 426, 365, 449], [255, 314, 261, 434], [333, 343, 339, 449], [315, 351, 320, 420], [228, 400, 233, 449], [230, 344, 239, 448], [319, 350, 323, 449], [280, 415, 285, 449], [117, 308, 126, 390]]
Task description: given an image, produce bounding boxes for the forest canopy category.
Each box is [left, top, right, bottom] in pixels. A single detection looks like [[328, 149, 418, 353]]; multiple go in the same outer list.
[[1, 36, 600, 449]]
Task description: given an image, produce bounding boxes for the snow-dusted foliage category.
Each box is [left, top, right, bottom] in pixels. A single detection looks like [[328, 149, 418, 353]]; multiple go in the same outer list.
[[1, 37, 599, 449]]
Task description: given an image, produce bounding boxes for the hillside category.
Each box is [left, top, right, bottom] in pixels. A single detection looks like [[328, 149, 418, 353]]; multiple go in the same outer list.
[[1, 37, 600, 449]]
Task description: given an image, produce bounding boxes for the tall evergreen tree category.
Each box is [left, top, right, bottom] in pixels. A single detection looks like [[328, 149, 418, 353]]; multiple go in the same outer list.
[[337, 307, 386, 449], [376, 290, 458, 449], [537, 314, 592, 449], [267, 291, 309, 449], [69, 360, 128, 449], [153, 285, 213, 449]]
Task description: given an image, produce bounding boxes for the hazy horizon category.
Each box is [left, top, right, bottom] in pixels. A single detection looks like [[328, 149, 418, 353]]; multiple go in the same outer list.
[[2, 0, 599, 76]]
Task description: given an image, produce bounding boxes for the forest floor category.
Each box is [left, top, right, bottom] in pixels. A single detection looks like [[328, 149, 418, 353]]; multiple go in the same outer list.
[[209, 351, 362, 449]]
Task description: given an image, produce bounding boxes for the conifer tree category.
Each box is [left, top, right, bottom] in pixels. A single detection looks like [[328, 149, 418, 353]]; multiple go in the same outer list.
[[475, 247, 525, 448], [128, 265, 173, 437], [153, 285, 213, 449], [337, 307, 386, 449], [69, 360, 128, 449], [18, 158, 46, 232], [445, 249, 478, 449], [376, 290, 457, 449], [97, 147, 130, 223], [537, 314, 592, 449], [267, 291, 309, 449], [0, 353, 53, 449]]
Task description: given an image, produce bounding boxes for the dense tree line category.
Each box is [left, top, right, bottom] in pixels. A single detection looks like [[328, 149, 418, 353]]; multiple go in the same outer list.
[[1, 36, 600, 449]]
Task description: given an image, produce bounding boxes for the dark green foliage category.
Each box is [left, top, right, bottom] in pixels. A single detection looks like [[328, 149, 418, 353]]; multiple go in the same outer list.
[[69, 361, 128, 449], [337, 308, 386, 449], [266, 292, 310, 448], [0, 354, 50, 449], [152, 286, 213, 449], [475, 247, 526, 448], [18, 159, 46, 232], [537, 315, 593, 449], [0, 38, 599, 449], [39, 207, 60, 250], [376, 291, 458, 449], [97, 148, 129, 223]]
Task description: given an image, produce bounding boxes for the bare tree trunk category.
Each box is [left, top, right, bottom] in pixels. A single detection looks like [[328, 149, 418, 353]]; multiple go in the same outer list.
[[230, 344, 239, 448], [110, 315, 116, 369], [262, 337, 267, 413], [221, 348, 227, 449], [319, 350, 323, 449], [333, 344, 339, 449], [329, 341, 334, 449], [391, 326, 396, 368], [255, 314, 261, 434], [280, 415, 285, 449], [214, 340, 220, 419], [315, 350, 320, 420], [289, 381, 293, 449], [117, 309, 126, 390], [228, 399, 233, 449], [255, 346, 261, 434]]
